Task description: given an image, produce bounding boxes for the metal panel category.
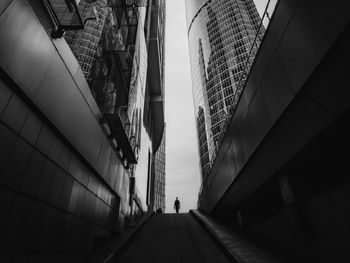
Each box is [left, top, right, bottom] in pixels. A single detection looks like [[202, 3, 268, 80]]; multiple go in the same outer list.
[[48, 135, 64, 164], [248, 88, 273, 144], [87, 174, 99, 196], [0, 123, 18, 182], [21, 150, 47, 197], [33, 52, 103, 171], [238, 112, 258, 162], [114, 162, 124, 195], [52, 38, 80, 75], [242, 74, 259, 109], [80, 166, 90, 187], [20, 111, 43, 145], [61, 175, 74, 210], [0, 78, 13, 115], [59, 145, 72, 172], [0, 0, 54, 97], [35, 161, 57, 201], [67, 154, 79, 178], [7, 137, 33, 190], [229, 118, 246, 173], [261, 52, 295, 123], [74, 183, 86, 217], [304, 0, 350, 43], [251, 0, 301, 82], [6, 196, 32, 248], [75, 165, 84, 182], [208, 142, 237, 207], [72, 67, 102, 118], [36, 125, 55, 156], [97, 136, 112, 180], [277, 2, 330, 92], [304, 29, 350, 117], [108, 152, 119, 188], [49, 168, 66, 207], [1, 94, 30, 133], [216, 96, 335, 212], [68, 181, 80, 214]]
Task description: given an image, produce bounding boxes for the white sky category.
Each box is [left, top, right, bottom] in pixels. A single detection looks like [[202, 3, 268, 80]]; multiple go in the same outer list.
[[164, 0, 276, 213], [164, 1, 200, 213]]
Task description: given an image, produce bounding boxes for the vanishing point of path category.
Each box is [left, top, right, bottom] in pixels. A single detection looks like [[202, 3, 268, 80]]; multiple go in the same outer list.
[[115, 213, 232, 263]]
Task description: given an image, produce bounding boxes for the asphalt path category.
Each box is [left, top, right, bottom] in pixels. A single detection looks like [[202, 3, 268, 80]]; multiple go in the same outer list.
[[115, 213, 231, 263]]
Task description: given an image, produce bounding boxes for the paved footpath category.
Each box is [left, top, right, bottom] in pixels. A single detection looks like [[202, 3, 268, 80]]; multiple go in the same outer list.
[[115, 213, 233, 263]]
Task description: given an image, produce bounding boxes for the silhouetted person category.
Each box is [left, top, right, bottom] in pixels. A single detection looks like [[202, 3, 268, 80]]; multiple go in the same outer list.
[[174, 197, 180, 213]]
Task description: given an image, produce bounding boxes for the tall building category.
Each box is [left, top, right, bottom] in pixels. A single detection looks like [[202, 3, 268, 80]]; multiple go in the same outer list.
[[196, 106, 210, 177], [0, 0, 164, 260], [64, 0, 108, 80], [185, 0, 264, 180], [145, 0, 166, 212], [152, 125, 166, 211]]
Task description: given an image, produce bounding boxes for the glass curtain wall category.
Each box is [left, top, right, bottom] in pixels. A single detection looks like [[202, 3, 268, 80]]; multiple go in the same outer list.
[[186, 0, 277, 181]]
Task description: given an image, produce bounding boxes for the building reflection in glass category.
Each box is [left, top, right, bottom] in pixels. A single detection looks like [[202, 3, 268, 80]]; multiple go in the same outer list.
[[186, 0, 265, 180]]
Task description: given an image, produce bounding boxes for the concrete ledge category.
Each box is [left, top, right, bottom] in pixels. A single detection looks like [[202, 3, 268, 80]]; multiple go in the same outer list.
[[88, 212, 154, 263], [190, 210, 281, 263]]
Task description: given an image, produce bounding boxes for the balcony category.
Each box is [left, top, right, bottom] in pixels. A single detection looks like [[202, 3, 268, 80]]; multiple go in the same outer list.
[[44, 0, 84, 38], [101, 111, 138, 168]]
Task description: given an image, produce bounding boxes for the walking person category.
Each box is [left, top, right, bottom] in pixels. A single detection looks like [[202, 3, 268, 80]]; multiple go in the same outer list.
[[174, 197, 181, 213]]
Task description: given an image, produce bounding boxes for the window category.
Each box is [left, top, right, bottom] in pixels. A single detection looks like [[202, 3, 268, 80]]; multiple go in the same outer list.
[[44, 0, 84, 38]]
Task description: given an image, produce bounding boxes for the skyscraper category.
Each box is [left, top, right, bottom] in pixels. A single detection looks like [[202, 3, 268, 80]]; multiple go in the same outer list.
[[185, 0, 264, 180], [146, 0, 167, 212], [196, 106, 210, 180], [152, 126, 166, 212]]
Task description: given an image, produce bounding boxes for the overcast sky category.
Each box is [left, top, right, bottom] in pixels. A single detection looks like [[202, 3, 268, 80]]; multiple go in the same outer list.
[[164, 0, 276, 213], [164, 1, 199, 213]]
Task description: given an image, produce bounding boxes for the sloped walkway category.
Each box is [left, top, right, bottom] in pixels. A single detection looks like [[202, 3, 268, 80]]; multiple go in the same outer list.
[[87, 212, 154, 263], [190, 210, 281, 263], [114, 213, 232, 263]]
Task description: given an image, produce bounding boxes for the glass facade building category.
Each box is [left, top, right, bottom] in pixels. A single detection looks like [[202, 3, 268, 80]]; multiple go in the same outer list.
[[145, 0, 166, 212], [185, 0, 264, 181], [153, 126, 166, 211], [64, 0, 108, 80]]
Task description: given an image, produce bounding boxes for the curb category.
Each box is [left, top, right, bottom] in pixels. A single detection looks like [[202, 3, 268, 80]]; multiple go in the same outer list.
[[88, 211, 155, 263], [190, 209, 281, 263]]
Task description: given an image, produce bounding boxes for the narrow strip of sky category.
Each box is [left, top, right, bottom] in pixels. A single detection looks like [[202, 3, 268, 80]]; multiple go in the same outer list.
[[164, 1, 200, 213]]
